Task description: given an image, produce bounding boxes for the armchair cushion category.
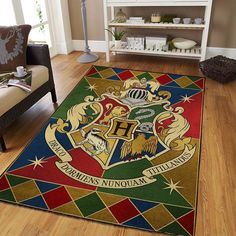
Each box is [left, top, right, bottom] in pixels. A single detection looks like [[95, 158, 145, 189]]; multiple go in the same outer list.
[[0, 65, 49, 117], [0, 25, 31, 72]]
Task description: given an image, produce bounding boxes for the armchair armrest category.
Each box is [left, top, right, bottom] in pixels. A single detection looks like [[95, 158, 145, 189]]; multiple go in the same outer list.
[[27, 44, 51, 67], [26, 44, 54, 85]]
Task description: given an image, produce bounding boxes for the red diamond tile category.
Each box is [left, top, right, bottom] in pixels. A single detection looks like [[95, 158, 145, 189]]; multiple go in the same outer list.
[[195, 78, 204, 89], [43, 186, 72, 209], [0, 175, 10, 191], [86, 66, 97, 76], [156, 74, 173, 85], [178, 210, 194, 235], [118, 70, 134, 80], [109, 199, 139, 223]]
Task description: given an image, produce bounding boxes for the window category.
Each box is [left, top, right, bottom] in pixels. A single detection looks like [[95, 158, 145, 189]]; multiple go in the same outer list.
[[20, 0, 52, 46], [0, 0, 72, 56], [0, 0, 53, 48], [0, 1, 16, 26]]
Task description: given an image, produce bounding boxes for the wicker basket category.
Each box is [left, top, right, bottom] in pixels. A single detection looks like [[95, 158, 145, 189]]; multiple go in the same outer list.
[[199, 55, 236, 83]]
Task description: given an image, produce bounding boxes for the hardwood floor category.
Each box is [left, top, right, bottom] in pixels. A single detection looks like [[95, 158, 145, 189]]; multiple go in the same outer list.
[[0, 52, 235, 236]]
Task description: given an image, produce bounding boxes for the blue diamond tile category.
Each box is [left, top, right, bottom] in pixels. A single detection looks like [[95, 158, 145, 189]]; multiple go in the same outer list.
[[123, 215, 154, 230], [107, 75, 120, 81], [21, 195, 48, 209], [114, 68, 126, 74], [36, 181, 59, 193], [165, 81, 181, 88], [131, 199, 158, 213], [169, 74, 183, 80]]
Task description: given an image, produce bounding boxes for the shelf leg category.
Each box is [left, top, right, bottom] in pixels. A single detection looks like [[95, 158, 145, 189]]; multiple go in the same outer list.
[[201, 1, 213, 61]]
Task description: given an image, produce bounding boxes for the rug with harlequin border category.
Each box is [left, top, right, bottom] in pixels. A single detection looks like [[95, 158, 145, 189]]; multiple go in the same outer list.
[[0, 66, 205, 236]]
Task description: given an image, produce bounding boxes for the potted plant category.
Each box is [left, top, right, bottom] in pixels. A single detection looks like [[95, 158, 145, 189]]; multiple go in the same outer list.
[[105, 29, 126, 48]]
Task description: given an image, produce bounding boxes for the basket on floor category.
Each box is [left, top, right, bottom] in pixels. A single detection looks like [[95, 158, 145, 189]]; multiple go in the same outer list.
[[199, 55, 236, 83]]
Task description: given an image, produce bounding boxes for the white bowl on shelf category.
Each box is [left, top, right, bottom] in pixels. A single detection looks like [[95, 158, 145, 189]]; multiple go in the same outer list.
[[172, 38, 197, 49], [183, 18, 191, 24], [194, 18, 203, 24], [173, 18, 181, 24]]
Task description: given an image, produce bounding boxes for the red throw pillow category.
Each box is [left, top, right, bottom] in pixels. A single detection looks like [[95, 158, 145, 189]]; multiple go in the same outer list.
[[0, 24, 31, 73]]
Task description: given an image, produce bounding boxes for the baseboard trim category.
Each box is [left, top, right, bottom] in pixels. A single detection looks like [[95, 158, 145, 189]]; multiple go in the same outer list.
[[206, 47, 236, 60], [56, 41, 73, 55], [72, 40, 107, 53], [72, 40, 236, 60]]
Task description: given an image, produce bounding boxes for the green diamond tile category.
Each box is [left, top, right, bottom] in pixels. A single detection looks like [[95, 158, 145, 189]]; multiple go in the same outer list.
[[94, 66, 108, 71], [164, 204, 192, 219], [159, 221, 190, 236], [186, 83, 201, 90], [88, 73, 102, 79], [75, 192, 106, 217], [188, 75, 201, 82], [6, 174, 30, 187], [0, 189, 16, 202], [137, 72, 154, 81]]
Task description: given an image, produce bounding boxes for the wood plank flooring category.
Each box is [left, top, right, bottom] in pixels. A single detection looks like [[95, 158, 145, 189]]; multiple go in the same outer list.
[[0, 52, 235, 236]]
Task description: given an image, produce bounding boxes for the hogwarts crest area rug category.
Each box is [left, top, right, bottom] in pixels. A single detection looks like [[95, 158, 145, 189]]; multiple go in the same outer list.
[[0, 66, 205, 236]]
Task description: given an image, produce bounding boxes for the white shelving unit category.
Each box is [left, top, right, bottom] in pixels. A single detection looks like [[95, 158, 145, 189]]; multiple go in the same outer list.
[[103, 0, 213, 62], [109, 22, 205, 30]]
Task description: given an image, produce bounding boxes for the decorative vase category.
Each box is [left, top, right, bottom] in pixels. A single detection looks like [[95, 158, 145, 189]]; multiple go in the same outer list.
[[115, 40, 122, 48], [115, 9, 127, 23]]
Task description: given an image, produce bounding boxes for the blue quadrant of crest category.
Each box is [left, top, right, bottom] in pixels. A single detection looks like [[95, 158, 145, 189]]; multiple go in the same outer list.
[[8, 118, 73, 172], [108, 132, 167, 166]]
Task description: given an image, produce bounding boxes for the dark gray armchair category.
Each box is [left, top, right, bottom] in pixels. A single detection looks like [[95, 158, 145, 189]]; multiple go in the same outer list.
[[0, 44, 57, 151]]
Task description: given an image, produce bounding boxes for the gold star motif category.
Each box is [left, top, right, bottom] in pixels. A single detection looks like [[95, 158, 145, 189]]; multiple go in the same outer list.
[[164, 179, 183, 194], [181, 95, 194, 103], [87, 84, 97, 91], [28, 156, 47, 170]]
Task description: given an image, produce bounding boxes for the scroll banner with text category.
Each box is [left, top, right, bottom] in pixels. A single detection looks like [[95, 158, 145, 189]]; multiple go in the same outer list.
[[45, 125, 196, 189]]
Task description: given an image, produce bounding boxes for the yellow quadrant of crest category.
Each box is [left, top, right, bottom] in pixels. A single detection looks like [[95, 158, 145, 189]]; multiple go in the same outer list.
[[68, 124, 118, 166]]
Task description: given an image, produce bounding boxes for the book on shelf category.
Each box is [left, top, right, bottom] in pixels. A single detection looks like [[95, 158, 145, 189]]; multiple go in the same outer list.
[[0, 71, 32, 92]]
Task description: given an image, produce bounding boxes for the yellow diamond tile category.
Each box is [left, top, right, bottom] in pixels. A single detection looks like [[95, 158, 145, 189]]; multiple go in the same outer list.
[[99, 68, 116, 78], [12, 180, 41, 202], [88, 208, 117, 223], [175, 76, 193, 88], [54, 201, 82, 217], [97, 192, 126, 207], [150, 72, 163, 79], [66, 186, 92, 200], [143, 204, 175, 230]]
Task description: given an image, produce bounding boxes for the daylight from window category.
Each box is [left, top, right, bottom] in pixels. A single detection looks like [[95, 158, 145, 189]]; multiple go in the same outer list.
[[21, 0, 51, 46], [0, 1, 16, 26], [0, 0, 51, 46]]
